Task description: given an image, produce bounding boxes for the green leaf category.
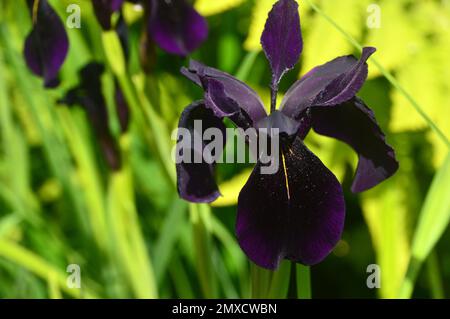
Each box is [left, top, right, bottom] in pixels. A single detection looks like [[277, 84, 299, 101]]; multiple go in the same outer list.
[[195, 0, 245, 16], [212, 169, 252, 207], [362, 179, 410, 298], [365, 0, 424, 78], [301, 0, 368, 75], [399, 153, 450, 298], [390, 11, 450, 167]]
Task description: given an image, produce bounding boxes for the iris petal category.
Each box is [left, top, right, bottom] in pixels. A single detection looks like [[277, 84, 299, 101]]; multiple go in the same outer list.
[[24, 0, 69, 88], [261, 0, 302, 87], [148, 0, 208, 56], [236, 137, 345, 269], [311, 97, 399, 192], [176, 101, 226, 203], [280, 47, 376, 119], [92, 0, 124, 30], [181, 60, 267, 127]]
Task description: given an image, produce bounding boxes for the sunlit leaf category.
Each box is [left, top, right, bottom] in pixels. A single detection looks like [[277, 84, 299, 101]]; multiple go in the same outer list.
[[390, 34, 450, 166], [365, 0, 424, 78], [212, 169, 252, 207], [400, 153, 450, 298], [301, 0, 368, 75], [362, 178, 410, 298], [195, 0, 245, 16]]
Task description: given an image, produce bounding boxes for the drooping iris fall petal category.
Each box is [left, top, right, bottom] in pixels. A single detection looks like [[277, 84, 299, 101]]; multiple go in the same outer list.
[[182, 60, 267, 126], [176, 101, 226, 203], [310, 97, 399, 192], [261, 0, 302, 88], [236, 137, 345, 269], [280, 47, 376, 119], [92, 0, 124, 30], [24, 0, 69, 87], [148, 0, 208, 56]]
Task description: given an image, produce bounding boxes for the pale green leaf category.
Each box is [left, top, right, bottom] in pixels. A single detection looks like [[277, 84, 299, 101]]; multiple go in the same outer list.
[[365, 0, 425, 78], [212, 169, 252, 207], [195, 0, 245, 16], [301, 0, 368, 75], [362, 179, 410, 298], [399, 153, 450, 298]]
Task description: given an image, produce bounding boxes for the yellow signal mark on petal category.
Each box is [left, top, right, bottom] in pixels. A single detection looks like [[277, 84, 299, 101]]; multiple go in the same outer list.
[[281, 151, 291, 201]]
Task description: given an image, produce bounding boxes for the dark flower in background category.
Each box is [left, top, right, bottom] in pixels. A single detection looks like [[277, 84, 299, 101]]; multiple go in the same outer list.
[[24, 0, 69, 87], [178, 0, 398, 269], [24, 0, 208, 87], [92, 0, 125, 30], [92, 0, 208, 56], [59, 63, 122, 171]]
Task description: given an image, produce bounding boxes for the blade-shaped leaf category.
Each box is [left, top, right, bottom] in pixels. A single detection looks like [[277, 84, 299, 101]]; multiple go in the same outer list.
[[399, 153, 450, 298]]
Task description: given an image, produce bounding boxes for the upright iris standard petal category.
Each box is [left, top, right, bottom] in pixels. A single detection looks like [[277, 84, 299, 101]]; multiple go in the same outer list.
[[237, 137, 345, 269], [92, 0, 124, 30], [261, 0, 302, 87], [24, 0, 69, 87], [176, 101, 226, 203], [280, 47, 376, 119], [181, 60, 267, 126], [310, 97, 399, 192], [148, 0, 208, 56]]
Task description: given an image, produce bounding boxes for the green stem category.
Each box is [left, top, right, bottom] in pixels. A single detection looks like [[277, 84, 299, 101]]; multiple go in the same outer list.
[[296, 264, 312, 299], [425, 251, 445, 299], [189, 204, 218, 298], [304, 0, 450, 149], [250, 263, 271, 298]]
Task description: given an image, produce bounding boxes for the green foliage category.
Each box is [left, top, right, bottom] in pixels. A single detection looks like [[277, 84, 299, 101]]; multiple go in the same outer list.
[[0, 0, 448, 299]]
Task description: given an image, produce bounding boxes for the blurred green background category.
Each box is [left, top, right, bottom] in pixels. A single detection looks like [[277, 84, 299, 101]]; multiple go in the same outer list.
[[0, 0, 449, 298]]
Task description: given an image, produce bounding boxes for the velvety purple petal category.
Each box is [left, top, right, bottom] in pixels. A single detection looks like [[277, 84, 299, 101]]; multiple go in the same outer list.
[[181, 60, 267, 126], [92, 0, 124, 30], [280, 47, 376, 119], [261, 0, 302, 87], [311, 97, 399, 192], [236, 137, 345, 269], [24, 0, 69, 88], [176, 101, 226, 203], [148, 0, 208, 56]]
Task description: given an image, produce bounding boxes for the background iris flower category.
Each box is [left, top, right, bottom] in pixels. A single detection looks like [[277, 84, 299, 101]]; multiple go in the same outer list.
[[24, 0, 208, 88]]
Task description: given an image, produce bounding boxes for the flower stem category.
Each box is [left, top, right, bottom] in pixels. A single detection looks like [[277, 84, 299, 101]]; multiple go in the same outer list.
[[296, 264, 312, 299], [270, 84, 278, 114]]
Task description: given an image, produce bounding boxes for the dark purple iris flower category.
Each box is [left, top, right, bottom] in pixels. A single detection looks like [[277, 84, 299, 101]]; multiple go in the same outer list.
[[177, 0, 398, 269], [59, 63, 123, 171], [24, 0, 69, 87], [92, 0, 208, 56], [24, 0, 207, 87]]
